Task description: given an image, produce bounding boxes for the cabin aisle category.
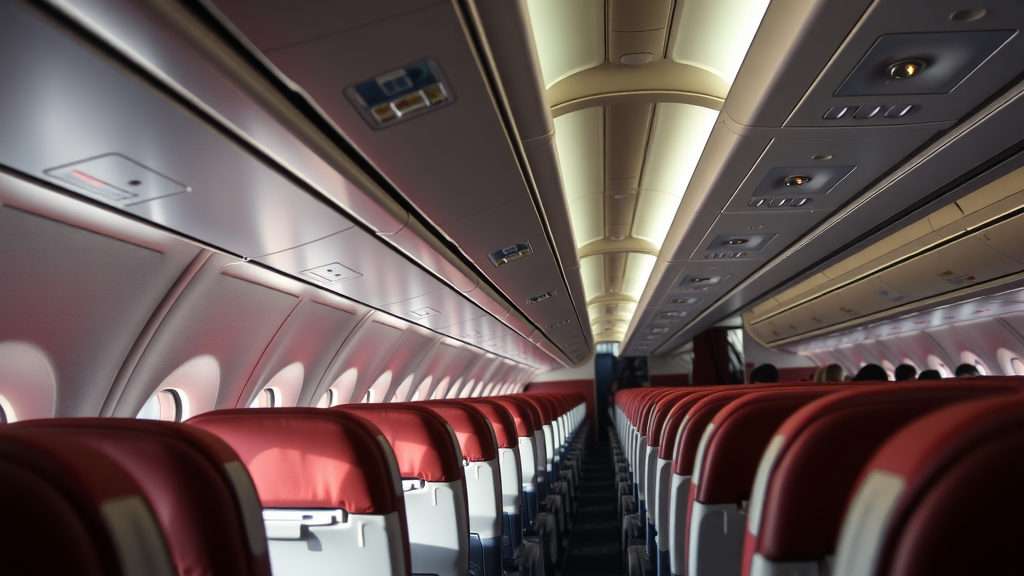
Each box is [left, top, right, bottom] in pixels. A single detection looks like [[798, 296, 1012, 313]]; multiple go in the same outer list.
[[561, 440, 623, 576]]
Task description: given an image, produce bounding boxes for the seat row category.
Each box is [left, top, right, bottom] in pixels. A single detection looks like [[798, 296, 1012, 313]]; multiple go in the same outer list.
[[0, 392, 587, 576], [611, 377, 1024, 576]]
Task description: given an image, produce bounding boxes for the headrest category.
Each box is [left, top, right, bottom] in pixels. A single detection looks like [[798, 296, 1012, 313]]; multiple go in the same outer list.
[[498, 397, 545, 433], [693, 388, 835, 504], [15, 419, 272, 576], [749, 382, 1018, 568], [0, 429, 172, 576], [489, 398, 538, 437], [337, 404, 464, 483], [648, 390, 699, 448], [518, 395, 554, 424], [672, 389, 753, 476], [188, 408, 403, 515], [422, 402, 499, 462], [657, 390, 717, 460], [463, 399, 519, 448], [638, 389, 677, 436], [835, 394, 1024, 576]]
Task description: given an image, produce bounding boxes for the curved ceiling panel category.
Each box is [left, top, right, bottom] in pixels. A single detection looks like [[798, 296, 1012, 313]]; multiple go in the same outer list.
[[669, 0, 772, 83], [525, 0, 605, 88]]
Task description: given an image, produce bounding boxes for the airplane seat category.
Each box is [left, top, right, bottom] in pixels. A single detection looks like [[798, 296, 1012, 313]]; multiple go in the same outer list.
[[423, 402, 504, 576], [648, 389, 720, 576], [827, 393, 1024, 576], [338, 404, 469, 576], [643, 391, 696, 561], [741, 381, 1019, 573], [743, 382, 1019, 576], [0, 429, 175, 576], [188, 408, 411, 576], [465, 398, 526, 569], [685, 388, 838, 576], [490, 397, 541, 530], [515, 395, 567, 559], [14, 419, 273, 576], [668, 389, 760, 576]]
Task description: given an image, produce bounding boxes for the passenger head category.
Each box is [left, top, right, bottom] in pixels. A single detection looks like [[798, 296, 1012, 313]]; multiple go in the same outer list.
[[852, 364, 888, 382], [822, 364, 845, 382], [749, 364, 780, 384], [954, 363, 981, 378], [894, 364, 917, 382], [917, 369, 942, 380]]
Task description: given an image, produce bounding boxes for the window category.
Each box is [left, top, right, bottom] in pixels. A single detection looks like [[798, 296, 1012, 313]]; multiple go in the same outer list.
[[137, 389, 184, 422], [250, 387, 278, 409], [316, 389, 336, 408], [974, 359, 988, 376], [1012, 357, 1024, 376], [927, 355, 951, 378]]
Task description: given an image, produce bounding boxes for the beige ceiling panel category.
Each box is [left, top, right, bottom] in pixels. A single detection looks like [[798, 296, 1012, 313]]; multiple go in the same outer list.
[[609, 0, 672, 32], [668, 0, 771, 83], [622, 253, 658, 300], [606, 193, 639, 239], [525, 0, 605, 87], [633, 189, 683, 247], [960, 189, 1024, 231], [609, 31, 668, 63], [957, 164, 1024, 216], [580, 255, 605, 302], [977, 215, 1024, 264], [822, 219, 937, 279], [604, 252, 628, 295], [605, 104, 653, 191], [568, 195, 605, 246], [554, 107, 604, 203], [772, 273, 831, 308], [641, 103, 720, 196]]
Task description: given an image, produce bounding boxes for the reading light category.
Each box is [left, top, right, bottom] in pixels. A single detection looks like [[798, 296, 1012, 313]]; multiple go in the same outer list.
[[811, 154, 833, 161], [726, 239, 749, 245], [784, 175, 812, 187], [692, 277, 711, 283], [888, 60, 925, 80]]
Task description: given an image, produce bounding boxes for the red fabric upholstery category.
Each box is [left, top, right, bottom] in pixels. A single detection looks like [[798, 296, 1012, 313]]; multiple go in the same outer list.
[[15, 419, 274, 576], [693, 388, 838, 504], [499, 396, 546, 432], [647, 390, 702, 448], [464, 399, 520, 448], [517, 395, 555, 426], [638, 389, 677, 437], [422, 402, 499, 462], [0, 429, 159, 575], [490, 397, 538, 437], [849, 394, 1024, 576], [657, 390, 720, 460], [745, 382, 1017, 574], [337, 404, 463, 483], [188, 408, 404, 514], [672, 390, 753, 476]]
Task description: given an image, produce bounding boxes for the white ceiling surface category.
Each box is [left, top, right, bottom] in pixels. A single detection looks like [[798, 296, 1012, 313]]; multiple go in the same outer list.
[[614, 0, 1024, 356], [530, 0, 768, 345], [14, 0, 583, 370]]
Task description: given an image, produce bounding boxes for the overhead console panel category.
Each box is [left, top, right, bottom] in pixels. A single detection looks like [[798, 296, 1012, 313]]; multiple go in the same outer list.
[[622, 0, 1024, 356]]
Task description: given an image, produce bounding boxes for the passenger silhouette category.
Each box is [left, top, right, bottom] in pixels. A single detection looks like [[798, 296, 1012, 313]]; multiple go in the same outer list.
[[852, 364, 888, 381], [894, 364, 917, 381], [917, 369, 943, 380], [954, 363, 981, 378], [749, 364, 779, 384]]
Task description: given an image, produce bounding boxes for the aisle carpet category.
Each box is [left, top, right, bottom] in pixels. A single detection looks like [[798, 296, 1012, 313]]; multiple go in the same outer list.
[[562, 441, 623, 576]]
